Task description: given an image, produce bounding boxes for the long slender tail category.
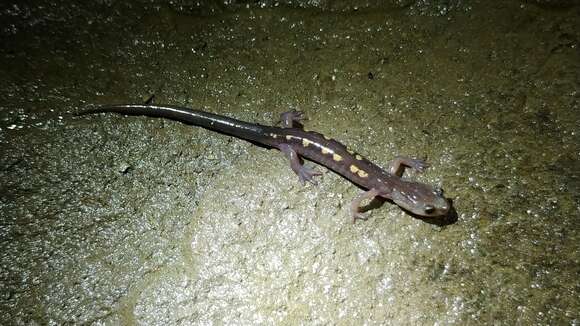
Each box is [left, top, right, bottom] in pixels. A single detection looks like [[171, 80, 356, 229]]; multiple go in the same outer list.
[[78, 104, 272, 144]]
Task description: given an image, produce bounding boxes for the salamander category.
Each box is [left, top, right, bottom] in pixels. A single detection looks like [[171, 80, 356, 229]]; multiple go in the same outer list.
[[79, 104, 450, 221]]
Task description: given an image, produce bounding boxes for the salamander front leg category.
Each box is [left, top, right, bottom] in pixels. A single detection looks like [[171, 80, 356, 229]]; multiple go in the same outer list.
[[280, 110, 305, 128], [279, 143, 321, 185], [350, 188, 380, 223], [388, 156, 429, 177]]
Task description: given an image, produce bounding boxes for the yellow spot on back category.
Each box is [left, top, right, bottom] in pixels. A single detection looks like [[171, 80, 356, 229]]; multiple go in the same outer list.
[[270, 133, 278, 138], [286, 135, 294, 140], [302, 139, 311, 147], [321, 147, 332, 154], [323, 135, 331, 140], [350, 165, 359, 173], [333, 154, 343, 161], [355, 154, 362, 160], [357, 170, 368, 178], [347, 149, 355, 155]]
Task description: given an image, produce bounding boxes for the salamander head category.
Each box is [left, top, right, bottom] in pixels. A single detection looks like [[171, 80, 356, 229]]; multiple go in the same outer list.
[[389, 181, 450, 217]]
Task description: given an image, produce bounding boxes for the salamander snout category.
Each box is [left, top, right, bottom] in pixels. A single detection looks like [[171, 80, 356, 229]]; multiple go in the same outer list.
[[390, 183, 450, 217]]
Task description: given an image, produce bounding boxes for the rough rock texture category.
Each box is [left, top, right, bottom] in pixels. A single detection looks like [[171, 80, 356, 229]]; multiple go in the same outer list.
[[1, 0, 578, 324]]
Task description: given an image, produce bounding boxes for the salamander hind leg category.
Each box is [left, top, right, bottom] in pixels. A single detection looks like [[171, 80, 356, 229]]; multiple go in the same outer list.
[[388, 156, 429, 177], [279, 143, 321, 185], [280, 110, 305, 128]]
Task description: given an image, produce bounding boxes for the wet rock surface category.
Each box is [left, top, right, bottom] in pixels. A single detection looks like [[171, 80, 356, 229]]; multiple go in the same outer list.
[[1, 0, 578, 324]]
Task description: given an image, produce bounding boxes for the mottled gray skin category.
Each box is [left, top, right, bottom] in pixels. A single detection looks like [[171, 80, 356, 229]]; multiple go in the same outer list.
[[80, 104, 450, 221]]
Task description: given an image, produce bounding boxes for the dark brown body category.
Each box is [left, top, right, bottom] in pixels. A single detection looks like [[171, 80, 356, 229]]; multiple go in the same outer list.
[[79, 104, 450, 220], [267, 128, 394, 191]]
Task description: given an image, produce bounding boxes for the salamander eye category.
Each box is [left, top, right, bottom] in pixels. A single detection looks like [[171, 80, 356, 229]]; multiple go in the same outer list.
[[424, 205, 435, 214]]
